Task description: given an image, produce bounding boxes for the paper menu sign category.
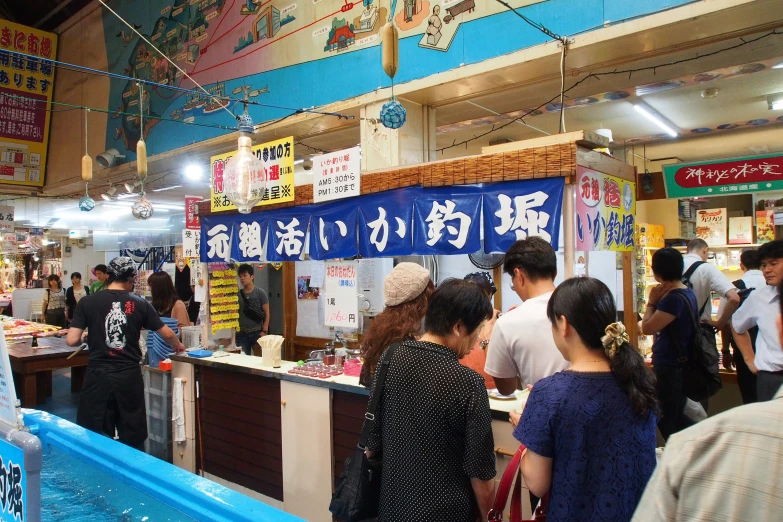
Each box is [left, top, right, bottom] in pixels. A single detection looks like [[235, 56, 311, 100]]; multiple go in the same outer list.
[[323, 260, 358, 329], [728, 216, 753, 245], [696, 208, 727, 246]]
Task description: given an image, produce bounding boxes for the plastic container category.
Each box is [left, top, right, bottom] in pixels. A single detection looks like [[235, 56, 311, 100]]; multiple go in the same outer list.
[[181, 326, 202, 350], [343, 358, 363, 377]]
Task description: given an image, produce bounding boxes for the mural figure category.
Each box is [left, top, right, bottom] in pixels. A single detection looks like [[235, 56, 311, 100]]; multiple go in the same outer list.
[[405, 0, 418, 22], [115, 24, 142, 46], [425, 5, 442, 45]]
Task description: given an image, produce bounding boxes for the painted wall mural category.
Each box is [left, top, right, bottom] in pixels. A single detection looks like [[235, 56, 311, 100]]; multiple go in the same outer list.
[[99, 0, 695, 158]]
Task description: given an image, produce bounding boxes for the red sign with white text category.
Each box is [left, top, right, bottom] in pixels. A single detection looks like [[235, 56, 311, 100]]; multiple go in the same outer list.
[[185, 196, 201, 230], [663, 154, 783, 197]]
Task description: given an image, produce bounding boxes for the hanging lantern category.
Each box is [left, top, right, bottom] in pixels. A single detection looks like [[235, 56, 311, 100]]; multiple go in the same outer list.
[[81, 154, 93, 183], [132, 192, 154, 220], [78, 193, 95, 212], [380, 99, 406, 129], [137, 83, 148, 180], [224, 107, 267, 214]]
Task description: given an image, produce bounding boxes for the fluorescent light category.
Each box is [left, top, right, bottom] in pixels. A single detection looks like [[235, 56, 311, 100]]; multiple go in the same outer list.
[[184, 164, 203, 179], [773, 101, 783, 111], [293, 159, 304, 165], [633, 104, 678, 138], [773, 61, 783, 70], [116, 193, 136, 199], [152, 185, 183, 192]]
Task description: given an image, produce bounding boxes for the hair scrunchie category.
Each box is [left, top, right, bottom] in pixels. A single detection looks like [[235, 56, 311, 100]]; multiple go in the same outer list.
[[601, 322, 630, 359]]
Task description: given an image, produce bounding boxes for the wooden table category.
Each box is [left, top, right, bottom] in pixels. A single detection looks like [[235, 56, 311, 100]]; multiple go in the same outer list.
[[7, 337, 88, 407]]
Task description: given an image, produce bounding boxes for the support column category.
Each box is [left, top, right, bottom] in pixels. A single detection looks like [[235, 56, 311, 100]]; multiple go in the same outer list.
[[360, 99, 436, 172], [563, 183, 575, 279]]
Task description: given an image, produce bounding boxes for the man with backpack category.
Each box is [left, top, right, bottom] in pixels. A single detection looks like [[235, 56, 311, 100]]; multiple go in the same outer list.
[[719, 249, 765, 404], [682, 239, 741, 343], [732, 240, 783, 401]]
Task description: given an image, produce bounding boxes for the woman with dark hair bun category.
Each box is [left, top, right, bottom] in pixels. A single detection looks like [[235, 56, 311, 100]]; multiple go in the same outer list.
[[512, 277, 658, 522]]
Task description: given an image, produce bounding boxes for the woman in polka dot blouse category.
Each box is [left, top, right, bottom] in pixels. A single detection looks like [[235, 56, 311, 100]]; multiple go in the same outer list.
[[514, 278, 658, 522], [365, 279, 496, 522]]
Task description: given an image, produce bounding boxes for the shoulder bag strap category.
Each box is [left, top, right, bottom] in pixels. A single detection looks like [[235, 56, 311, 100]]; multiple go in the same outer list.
[[489, 445, 525, 521], [733, 279, 747, 290], [682, 261, 710, 316], [358, 342, 401, 448], [239, 290, 249, 305], [668, 291, 699, 364]]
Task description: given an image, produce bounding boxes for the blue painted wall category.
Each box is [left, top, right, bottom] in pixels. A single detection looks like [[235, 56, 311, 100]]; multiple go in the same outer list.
[[99, 0, 695, 158]]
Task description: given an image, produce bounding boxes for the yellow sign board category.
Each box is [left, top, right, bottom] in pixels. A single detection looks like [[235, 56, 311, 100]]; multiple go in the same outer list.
[[0, 21, 58, 187], [210, 136, 295, 212]]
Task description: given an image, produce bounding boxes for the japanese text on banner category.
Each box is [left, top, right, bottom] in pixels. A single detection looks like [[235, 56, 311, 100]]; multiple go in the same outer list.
[[0, 21, 57, 187], [210, 136, 295, 212], [576, 167, 636, 252], [182, 229, 201, 259], [185, 196, 201, 229]]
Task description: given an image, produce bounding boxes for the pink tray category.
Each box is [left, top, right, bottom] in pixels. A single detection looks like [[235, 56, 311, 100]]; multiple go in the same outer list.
[[343, 358, 363, 377]]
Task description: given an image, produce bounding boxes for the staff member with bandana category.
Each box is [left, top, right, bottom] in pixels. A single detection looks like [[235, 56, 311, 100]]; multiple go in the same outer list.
[[66, 257, 185, 449]]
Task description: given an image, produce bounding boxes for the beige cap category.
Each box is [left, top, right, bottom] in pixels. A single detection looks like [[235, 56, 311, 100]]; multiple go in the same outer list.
[[384, 262, 431, 307]]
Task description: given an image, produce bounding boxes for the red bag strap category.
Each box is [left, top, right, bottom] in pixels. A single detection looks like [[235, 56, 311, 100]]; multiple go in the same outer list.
[[488, 445, 525, 521], [489, 444, 550, 522]]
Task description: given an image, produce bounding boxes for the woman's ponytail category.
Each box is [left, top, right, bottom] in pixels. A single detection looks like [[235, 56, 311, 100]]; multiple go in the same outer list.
[[603, 323, 658, 417]]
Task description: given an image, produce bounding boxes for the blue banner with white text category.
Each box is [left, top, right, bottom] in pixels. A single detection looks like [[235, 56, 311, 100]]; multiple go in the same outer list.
[[200, 178, 565, 262]]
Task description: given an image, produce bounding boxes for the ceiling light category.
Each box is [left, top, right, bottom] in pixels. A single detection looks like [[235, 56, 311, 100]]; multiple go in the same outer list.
[[769, 95, 783, 111], [773, 61, 783, 70], [633, 104, 679, 138], [124, 181, 142, 193], [116, 193, 136, 199], [96, 148, 126, 168], [184, 164, 203, 179], [152, 185, 183, 192], [101, 186, 117, 201], [293, 159, 304, 165]]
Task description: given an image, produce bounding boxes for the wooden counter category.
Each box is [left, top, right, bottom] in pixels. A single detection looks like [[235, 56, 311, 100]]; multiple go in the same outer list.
[[8, 337, 88, 407], [171, 353, 533, 521]]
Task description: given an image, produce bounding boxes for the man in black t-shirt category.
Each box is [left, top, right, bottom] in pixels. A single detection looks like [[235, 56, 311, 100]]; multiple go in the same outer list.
[[67, 256, 184, 449]]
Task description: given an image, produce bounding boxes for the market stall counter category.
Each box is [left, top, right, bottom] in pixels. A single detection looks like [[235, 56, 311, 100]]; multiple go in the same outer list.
[[8, 336, 87, 406], [170, 353, 534, 522]]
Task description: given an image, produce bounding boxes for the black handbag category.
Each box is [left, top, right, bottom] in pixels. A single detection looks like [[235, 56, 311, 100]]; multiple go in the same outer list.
[[330, 343, 399, 521], [239, 290, 266, 323]]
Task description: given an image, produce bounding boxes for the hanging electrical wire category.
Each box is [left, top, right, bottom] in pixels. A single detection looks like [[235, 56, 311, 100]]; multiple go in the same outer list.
[[493, 0, 562, 41], [558, 37, 568, 134], [437, 28, 783, 153]]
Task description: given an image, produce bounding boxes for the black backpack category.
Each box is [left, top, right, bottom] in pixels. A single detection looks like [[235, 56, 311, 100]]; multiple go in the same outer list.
[[674, 262, 722, 401]]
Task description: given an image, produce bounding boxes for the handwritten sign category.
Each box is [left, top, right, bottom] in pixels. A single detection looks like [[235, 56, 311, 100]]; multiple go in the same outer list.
[[323, 260, 358, 328], [182, 229, 201, 259], [696, 208, 727, 246], [313, 146, 361, 203]]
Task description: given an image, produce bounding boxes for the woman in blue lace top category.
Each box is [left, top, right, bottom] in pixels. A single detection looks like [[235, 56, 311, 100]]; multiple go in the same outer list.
[[513, 277, 658, 522]]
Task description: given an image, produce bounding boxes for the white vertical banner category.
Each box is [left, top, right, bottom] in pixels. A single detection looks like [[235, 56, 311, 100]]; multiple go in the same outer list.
[[0, 206, 13, 233], [182, 229, 201, 259], [323, 260, 359, 328]]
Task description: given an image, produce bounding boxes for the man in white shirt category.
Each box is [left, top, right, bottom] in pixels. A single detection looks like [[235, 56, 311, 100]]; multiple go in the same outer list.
[[632, 280, 783, 522], [732, 240, 783, 401], [719, 249, 765, 403], [484, 237, 569, 398], [683, 238, 741, 329]]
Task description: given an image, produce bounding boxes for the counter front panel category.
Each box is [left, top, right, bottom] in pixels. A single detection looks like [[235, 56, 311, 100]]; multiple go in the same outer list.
[[198, 365, 284, 501]]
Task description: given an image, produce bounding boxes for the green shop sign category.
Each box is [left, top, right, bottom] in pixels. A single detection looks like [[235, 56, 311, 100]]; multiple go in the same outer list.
[[662, 153, 783, 198]]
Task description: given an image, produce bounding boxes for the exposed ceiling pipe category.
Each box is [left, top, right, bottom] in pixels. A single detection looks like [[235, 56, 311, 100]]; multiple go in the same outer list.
[[35, 0, 78, 28]]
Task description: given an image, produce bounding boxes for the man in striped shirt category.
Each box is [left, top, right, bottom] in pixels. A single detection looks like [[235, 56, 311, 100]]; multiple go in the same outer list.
[[631, 280, 783, 522]]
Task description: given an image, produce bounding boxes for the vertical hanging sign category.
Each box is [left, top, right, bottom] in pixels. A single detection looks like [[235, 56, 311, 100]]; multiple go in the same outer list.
[[576, 167, 636, 252], [0, 21, 57, 187], [185, 196, 201, 229]]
